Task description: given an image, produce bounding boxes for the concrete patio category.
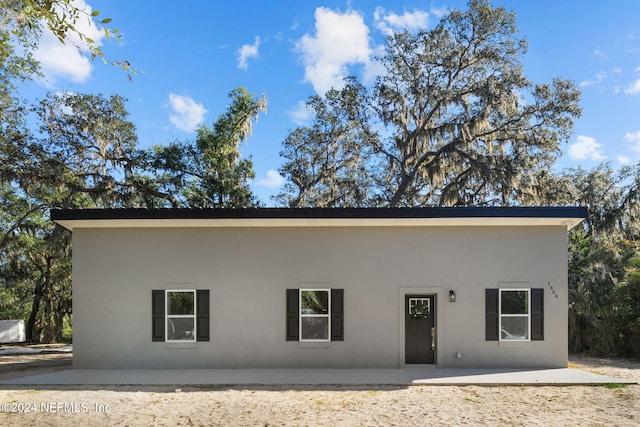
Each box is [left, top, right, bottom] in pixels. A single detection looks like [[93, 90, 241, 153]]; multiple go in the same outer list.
[[1, 367, 635, 386]]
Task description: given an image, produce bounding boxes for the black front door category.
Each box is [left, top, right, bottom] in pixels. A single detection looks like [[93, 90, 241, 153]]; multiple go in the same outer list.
[[405, 294, 436, 364]]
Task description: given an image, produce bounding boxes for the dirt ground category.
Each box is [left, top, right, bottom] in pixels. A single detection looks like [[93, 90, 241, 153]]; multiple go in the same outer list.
[[0, 350, 638, 426]]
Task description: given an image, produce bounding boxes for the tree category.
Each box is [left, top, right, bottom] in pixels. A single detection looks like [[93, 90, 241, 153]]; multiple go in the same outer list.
[[543, 164, 640, 355], [0, 93, 159, 342], [0, 0, 131, 78], [541, 164, 640, 239], [276, 82, 375, 207], [0, 92, 171, 209], [0, 2, 40, 180], [0, 186, 42, 321], [149, 87, 267, 208], [0, 181, 72, 342], [614, 253, 640, 355], [0, 1, 132, 341], [0, 3, 269, 343], [0, 92, 144, 342], [277, 0, 581, 207], [0, 88, 267, 341]]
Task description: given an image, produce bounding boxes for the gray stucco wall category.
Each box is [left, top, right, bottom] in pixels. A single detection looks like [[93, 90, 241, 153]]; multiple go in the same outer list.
[[72, 225, 568, 369]]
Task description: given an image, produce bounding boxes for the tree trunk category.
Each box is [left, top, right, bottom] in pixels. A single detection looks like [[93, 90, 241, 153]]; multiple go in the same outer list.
[[25, 281, 43, 342]]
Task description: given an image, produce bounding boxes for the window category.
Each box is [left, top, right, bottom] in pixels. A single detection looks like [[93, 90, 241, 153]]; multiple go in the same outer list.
[[166, 290, 196, 342], [408, 298, 431, 317], [300, 289, 330, 341], [499, 289, 529, 341], [486, 288, 543, 341], [286, 288, 343, 342], [152, 289, 209, 342]]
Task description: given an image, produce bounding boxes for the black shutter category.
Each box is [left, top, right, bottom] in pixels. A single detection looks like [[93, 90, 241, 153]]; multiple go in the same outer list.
[[531, 288, 544, 341], [196, 289, 210, 342], [152, 290, 165, 342], [286, 289, 299, 341], [331, 289, 344, 341], [485, 289, 499, 341]]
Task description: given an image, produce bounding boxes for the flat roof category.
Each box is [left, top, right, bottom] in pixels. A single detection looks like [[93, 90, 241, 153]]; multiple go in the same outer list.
[[51, 207, 587, 231]]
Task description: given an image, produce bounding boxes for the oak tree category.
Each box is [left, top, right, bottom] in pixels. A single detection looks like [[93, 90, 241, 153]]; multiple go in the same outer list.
[[278, 0, 581, 207]]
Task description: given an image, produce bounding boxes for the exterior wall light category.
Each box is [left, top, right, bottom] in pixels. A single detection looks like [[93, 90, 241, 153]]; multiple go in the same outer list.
[[449, 290, 456, 302]]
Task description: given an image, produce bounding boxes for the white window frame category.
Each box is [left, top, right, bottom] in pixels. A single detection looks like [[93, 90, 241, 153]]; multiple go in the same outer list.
[[299, 288, 331, 342], [499, 288, 530, 342], [165, 289, 196, 343]]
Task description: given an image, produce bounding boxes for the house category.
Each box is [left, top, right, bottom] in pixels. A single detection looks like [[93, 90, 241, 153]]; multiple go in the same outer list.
[[51, 206, 587, 369]]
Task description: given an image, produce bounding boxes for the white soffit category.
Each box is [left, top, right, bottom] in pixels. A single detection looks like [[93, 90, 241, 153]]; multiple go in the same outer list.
[[54, 216, 584, 231]]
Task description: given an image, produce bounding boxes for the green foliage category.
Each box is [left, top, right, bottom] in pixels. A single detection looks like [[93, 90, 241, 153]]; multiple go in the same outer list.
[[601, 383, 628, 390], [1, 88, 265, 342], [277, 0, 581, 207], [276, 82, 375, 207], [552, 164, 640, 357], [149, 88, 267, 208], [0, 182, 71, 342], [61, 316, 72, 343], [275, 0, 640, 359], [0, 0, 134, 79], [612, 249, 640, 355]]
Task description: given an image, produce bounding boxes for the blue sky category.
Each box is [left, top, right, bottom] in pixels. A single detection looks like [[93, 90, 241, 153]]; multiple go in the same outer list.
[[20, 0, 640, 205]]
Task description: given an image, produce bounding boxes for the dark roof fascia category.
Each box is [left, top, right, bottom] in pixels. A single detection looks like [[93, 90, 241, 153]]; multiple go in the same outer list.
[[50, 206, 588, 221]]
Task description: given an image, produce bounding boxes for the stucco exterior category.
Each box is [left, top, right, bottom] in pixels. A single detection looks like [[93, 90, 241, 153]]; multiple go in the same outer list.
[[60, 208, 583, 369]]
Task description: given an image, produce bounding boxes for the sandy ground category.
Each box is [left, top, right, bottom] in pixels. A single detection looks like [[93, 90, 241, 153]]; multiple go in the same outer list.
[[0, 351, 638, 426]]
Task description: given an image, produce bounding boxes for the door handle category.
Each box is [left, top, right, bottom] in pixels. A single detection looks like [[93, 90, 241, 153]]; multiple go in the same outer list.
[[431, 326, 436, 351]]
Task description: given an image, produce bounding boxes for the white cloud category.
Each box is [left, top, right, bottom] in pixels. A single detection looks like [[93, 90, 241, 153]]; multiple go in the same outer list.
[[430, 6, 449, 18], [617, 155, 631, 165], [287, 101, 313, 126], [237, 36, 260, 70], [625, 131, 640, 153], [613, 132, 640, 165], [373, 7, 429, 36], [296, 7, 371, 95], [34, 0, 105, 86], [568, 135, 607, 161], [362, 44, 387, 85], [624, 79, 640, 95], [593, 48, 607, 60], [168, 93, 208, 132], [255, 170, 285, 189], [579, 71, 606, 88]]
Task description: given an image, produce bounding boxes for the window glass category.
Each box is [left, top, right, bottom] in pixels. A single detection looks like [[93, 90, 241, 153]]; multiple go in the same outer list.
[[301, 290, 329, 314], [167, 318, 195, 341], [166, 290, 196, 342], [300, 289, 330, 341], [500, 317, 529, 340], [301, 317, 329, 340], [501, 290, 528, 314], [500, 289, 530, 341], [167, 291, 195, 315]]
